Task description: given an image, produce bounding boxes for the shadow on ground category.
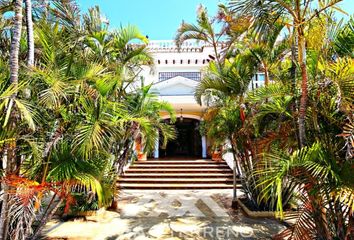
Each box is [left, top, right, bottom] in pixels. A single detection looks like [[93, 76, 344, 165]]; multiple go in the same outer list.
[[42, 190, 285, 240]]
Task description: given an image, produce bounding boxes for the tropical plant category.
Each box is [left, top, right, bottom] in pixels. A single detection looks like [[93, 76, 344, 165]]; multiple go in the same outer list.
[[203, 99, 244, 206], [229, 0, 345, 147], [194, 1, 353, 239], [0, 0, 23, 238], [245, 23, 290, 86], [175, 5, 225, 64], [334, 17, 354, 57], [263, 141, 354, 240], [195, 55, 256, 105], [0, 1, 174, 239]]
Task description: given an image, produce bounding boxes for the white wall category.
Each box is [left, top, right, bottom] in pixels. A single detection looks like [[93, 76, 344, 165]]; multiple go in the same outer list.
[[139, 41, 266, 92], [158, 83, 195, 96], [139, 41, 215, 86], [222, 141, 235, 169]]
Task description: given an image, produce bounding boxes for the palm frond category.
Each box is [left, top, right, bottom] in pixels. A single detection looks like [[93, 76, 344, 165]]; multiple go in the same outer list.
[[274, 197, 317, 240], [113, 24, 148, 50], [247, 83, 291, 102], [47, 141, 105, 204], [13, 99, 39, 131], [334, 17, 354, 57], [175, 22, 209, 47], [73, 121, 113, 158]]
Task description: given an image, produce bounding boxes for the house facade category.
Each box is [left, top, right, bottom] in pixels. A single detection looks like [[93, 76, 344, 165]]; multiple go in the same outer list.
[[137, 40, 265, 159]]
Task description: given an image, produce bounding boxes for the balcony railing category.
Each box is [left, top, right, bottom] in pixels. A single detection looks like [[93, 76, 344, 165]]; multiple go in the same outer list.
[[158, 72, 201, 81], [148, 40, 204, 49], [147, 40, 226, 53]]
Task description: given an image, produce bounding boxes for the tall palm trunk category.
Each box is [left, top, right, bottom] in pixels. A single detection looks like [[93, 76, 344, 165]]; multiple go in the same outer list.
[[290, 30, 301, 148], [25, 0, 34, 66], [297, 25, 308, 147], [11, 0, 34, 179], [263, 62, 270, 86], [293, 0, 308, 147], [9, 0, 23, 87], [230, 136, 241, 209], [0, 1, 23, 239]]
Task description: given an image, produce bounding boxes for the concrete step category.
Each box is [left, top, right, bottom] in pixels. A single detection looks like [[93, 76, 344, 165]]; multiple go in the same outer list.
[[118, 158, 237, 190], [118, 183, 242, 190], [125, 168, 233, 173], [135, 160, 226, 165], [119, 178, 240, 183], [121, 173, 234, 178], [129, 164, 229, 169]]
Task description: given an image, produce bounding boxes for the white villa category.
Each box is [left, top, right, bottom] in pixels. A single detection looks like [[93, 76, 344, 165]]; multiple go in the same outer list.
[[136, 40, 266, 159]]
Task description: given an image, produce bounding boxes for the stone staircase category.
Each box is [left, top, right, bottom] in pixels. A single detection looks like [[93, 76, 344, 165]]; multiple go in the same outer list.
[[118, 159, 242, 190]]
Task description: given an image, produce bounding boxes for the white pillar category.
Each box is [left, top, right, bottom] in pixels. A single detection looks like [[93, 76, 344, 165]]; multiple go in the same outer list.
[[154, 138, 159, 159], [202, 135, 207, 158]]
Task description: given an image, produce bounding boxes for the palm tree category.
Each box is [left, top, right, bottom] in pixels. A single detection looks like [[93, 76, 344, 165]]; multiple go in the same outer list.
[[0, 0, 23, 238], [1, 138, 110, 240], [259, 142, 353, 239], [175, 5, 223, 64], [243, 83, 298, 211], [333, 17, 354, 58], [229, 0, 345, 147], [204, 98, 244, 208], [195, 54, 256, 105], [246, 22, 290, 86], [9, 0, 22, 87], [124, 84, 176, 156], [25, 0, 34, 66], [245, 21, 353, 236], [0, 3, 160, 237], [196, 52, 256, 209], [29, 140, 108, 239]]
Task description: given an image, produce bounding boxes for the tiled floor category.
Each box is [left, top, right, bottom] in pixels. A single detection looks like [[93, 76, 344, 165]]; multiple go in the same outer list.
[[42, 190, 285, 240]]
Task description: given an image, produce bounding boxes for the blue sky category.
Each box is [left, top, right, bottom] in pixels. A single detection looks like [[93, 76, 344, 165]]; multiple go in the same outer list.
[[77, 0, 224, 40], [77, 0, 353, 40]]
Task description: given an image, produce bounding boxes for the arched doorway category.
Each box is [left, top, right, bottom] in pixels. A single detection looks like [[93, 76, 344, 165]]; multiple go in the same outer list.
[[159, 118, 202, 158]]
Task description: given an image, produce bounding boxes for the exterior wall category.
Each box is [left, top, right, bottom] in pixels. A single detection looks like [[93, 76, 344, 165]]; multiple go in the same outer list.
[[138, 40, 214, 121], [135, 40, 265, 159], [139, 40, 214, 87]]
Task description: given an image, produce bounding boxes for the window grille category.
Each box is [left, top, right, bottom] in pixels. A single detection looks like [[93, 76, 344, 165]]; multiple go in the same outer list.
[[158, 72, 201, 81]]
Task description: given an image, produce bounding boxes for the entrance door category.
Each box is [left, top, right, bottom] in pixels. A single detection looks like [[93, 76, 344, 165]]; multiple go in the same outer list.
[[160, 118, 202, 158]]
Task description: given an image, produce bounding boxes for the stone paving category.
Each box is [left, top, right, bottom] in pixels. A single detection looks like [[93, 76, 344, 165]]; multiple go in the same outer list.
[[42, 190, 285, 240]]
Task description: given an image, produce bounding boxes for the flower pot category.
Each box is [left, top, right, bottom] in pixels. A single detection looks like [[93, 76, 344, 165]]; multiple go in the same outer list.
[[137, 152, 147, 161], [212, 152, 222, 161]]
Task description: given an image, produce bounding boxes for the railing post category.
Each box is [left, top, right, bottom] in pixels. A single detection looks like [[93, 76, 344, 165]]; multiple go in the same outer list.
[[154, 137, 159, 159], [202, 135, 207, 159]]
